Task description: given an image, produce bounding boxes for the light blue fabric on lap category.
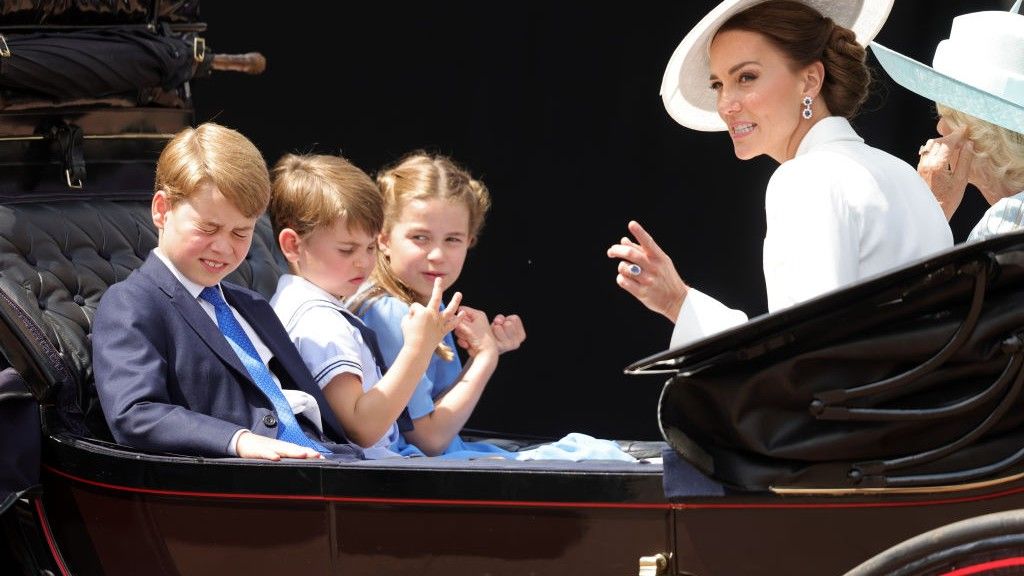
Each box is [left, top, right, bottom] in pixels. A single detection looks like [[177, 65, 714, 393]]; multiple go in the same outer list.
[[393, 434, 513, 459], [514, 433, 637, 462]]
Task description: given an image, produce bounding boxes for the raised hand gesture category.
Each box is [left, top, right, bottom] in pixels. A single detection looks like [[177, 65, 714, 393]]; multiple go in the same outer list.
[[607, 220, 689, 323], [402, 277, 464, 352], [917, 127, 974, 220]]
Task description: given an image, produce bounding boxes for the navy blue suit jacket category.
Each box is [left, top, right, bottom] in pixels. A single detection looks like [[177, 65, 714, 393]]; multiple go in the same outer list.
[[92, 253, 358, 458]]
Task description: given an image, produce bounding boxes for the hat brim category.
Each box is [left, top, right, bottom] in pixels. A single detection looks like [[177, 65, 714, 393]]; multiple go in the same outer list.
[[870, 42, 1024, 136], [660, 0, 894, 132]]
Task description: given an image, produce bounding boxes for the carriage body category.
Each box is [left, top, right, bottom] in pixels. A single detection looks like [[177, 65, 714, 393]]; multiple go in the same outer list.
[[3, 106, 1024, 575]]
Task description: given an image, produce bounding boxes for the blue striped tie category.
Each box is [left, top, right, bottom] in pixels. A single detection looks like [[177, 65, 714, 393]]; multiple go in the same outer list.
[[199, 286, 328, 454]]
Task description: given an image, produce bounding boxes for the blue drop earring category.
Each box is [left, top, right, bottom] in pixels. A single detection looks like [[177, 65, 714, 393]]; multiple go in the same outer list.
[[802, 96, 813, 120]]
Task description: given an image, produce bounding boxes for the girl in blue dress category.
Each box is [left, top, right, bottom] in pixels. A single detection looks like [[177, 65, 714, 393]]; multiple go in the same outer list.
[[349, 152, 526, 458]]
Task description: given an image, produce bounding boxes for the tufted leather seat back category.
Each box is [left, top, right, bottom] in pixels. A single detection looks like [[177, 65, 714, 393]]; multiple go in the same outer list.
[[0, 198, 285, 439]]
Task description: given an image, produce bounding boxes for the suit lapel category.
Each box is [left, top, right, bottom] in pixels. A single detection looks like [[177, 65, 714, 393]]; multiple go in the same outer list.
[[139, 255, 253, 383], [221, 284, 287, 369], [224, 283, 349, 443]]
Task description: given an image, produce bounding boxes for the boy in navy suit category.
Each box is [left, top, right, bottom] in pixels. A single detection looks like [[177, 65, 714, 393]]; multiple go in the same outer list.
[[92, 123, 359, 461]]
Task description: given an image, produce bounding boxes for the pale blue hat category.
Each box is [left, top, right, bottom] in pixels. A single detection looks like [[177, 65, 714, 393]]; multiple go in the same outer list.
[[870, 1, 1024, 135], [660, 0, 895, 132]]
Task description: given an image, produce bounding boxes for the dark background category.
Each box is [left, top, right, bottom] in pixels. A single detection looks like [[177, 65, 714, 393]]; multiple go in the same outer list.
[[192, 1, 1005, 441]]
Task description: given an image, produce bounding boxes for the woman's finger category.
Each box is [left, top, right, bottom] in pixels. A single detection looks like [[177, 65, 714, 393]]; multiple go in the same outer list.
[[619, 260, 645, 280], [952, 140, 974, 188], [627, 220, 668, 259]]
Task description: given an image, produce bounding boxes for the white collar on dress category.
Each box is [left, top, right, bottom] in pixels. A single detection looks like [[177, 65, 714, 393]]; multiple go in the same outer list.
[[794, 116, 864, 158]]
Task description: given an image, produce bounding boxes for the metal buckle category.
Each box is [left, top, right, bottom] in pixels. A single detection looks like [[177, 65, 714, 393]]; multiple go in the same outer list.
[[193, 37, 206, 62], [0, 34, 10, 58], [638, 553, 668, 576], [65, 169, 82, 189]]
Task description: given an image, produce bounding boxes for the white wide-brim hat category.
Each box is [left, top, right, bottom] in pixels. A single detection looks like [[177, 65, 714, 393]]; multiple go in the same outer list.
[[870, 5, 1024, 136], [660, 0, 894, 132]]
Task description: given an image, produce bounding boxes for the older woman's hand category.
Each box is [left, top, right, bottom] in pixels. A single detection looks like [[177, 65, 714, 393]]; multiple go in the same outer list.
[[918, 130, 974, 220], [607, 220, 689, 323]]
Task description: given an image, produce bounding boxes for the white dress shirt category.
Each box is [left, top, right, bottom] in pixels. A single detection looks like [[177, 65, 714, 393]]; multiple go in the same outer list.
[[671, 117, 953, 348]]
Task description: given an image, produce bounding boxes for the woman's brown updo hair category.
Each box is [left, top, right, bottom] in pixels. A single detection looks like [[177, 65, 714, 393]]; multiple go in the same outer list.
[[717, 0, 871, 119]]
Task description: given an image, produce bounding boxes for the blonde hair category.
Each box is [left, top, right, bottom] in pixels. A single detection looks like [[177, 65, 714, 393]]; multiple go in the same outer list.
[[268, 153, 383, 240], [937, 104, 1024, 194], [155, 123, 270, 218], [351, 151, 491, 361]]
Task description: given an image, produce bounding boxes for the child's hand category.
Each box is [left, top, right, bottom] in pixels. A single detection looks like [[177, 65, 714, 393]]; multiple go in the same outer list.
[[402, 277, 463, 351], [491, 314, 525, 354], [453, 306, 499, 357], [235, 431, 325, 461]]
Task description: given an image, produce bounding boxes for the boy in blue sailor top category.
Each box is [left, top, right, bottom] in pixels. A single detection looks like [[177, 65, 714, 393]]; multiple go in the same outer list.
[[268, 153, 464, 458]]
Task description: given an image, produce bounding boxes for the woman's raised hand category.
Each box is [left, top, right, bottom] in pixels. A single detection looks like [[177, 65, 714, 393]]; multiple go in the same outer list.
[[607, 220, 689, 323], [918, 129, 974, 220]]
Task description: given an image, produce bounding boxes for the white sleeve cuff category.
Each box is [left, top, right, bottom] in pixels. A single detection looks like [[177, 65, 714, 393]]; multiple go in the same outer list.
[[230, 428, 248, 456], [670, 288, 748, 349]]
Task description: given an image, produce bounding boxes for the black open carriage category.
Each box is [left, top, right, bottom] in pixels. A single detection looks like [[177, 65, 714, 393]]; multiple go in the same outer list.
[[5, 3, 1024, 575]]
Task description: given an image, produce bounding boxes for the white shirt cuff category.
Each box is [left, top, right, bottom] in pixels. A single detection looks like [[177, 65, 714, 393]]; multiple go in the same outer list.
[[670, 288, 748, 349], [230, 428, 248, 456]]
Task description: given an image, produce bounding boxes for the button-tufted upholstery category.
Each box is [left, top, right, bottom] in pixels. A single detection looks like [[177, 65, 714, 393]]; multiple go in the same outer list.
[[0, 198, 286, 439]]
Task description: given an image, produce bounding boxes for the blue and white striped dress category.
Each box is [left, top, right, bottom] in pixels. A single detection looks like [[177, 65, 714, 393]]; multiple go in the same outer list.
[[967, 191, 1024, 242]]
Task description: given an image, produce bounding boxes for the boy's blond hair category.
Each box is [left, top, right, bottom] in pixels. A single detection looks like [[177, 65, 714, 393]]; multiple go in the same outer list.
[[155, 123, 270, 218], [269, 153, 383, 239]]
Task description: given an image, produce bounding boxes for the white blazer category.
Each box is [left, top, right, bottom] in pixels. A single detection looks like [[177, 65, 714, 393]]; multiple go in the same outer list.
[[671, 116, 953, 348]]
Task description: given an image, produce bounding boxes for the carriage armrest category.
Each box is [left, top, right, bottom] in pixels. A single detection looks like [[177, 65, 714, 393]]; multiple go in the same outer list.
[[0, 366, 41, 509]]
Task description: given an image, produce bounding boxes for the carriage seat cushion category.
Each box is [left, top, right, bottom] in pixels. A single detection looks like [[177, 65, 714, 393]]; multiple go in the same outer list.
[[0, 199, 285, 439]]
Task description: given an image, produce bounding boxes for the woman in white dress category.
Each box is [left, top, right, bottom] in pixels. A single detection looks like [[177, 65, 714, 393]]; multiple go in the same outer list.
[[608, 0, 953, 348]]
